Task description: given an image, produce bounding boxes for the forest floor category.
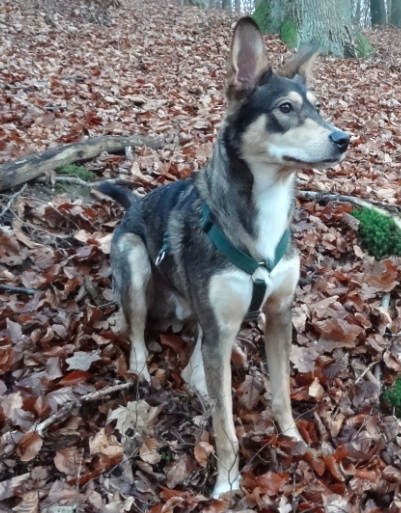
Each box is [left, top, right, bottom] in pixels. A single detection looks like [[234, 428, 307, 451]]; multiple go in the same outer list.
[[1, 1, 401, 512]]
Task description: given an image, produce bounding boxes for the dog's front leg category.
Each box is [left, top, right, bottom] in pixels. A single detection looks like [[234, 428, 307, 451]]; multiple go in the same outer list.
[[201, 269, 251, 497], [202, 333, 240, 498], [263, 293, 302, 441]]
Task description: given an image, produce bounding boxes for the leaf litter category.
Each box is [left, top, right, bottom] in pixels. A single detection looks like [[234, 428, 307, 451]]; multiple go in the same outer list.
[[1, 0, 401, 512]]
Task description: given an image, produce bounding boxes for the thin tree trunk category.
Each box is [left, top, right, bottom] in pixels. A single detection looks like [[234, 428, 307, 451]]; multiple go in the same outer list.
[[222, 0, 232, 10], [370, 0, 387, 24], [390, 0, 401, 26]]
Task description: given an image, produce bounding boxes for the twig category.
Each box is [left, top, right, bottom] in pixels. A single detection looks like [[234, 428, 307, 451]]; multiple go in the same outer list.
[[0, 284, 37, 295], [55, 176, 144, 189], [355, 360, 380, 384], [0, 184, 27, 217], [75, 451, 83, 510], [298, 190, 383, 209], [35, 382, 135, 436]]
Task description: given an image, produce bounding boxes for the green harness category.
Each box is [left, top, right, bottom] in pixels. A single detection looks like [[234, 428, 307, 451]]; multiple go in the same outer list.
[[201, 204, 291, 318], [156, 203, 291, 319]]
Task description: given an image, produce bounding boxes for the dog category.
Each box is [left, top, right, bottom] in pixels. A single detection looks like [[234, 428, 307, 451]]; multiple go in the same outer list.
[[98, 17, 349, 497]]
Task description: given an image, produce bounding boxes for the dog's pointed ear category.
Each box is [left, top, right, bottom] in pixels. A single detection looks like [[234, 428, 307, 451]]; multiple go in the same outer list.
[[226, 17, 269, 100], [276, 46, 319, 86]]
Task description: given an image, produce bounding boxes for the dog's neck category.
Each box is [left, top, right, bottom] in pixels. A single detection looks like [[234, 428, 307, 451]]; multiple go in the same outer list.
[[196, 129, 296, 263]]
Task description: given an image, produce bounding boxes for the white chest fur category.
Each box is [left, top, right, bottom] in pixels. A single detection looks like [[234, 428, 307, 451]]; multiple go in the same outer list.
[[251, 166, 295, 263]]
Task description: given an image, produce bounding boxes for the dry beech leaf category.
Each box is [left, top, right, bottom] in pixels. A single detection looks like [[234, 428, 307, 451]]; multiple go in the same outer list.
[[194, 441, 215, 467], [65, 351, 101, 371], [12, 491, 40, 513], [54, 447, 82, 476], [237, 374, 264, 410], [166, 454, 197, 489], [16, 432, 43, 462], [139, 436, 161, 465], [108, 400, 160, 435], [0, 472, 30, 501], [290, 345, 319, 373]]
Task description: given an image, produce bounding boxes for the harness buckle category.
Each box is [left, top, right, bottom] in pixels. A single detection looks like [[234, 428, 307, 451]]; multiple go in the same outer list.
[[155, 251, 166, 266], [251, 262, 269, 282]]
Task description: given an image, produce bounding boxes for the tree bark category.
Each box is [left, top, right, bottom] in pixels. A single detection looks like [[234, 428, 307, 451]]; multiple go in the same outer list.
[[390, 0, 401, 26], [253, 0, 374, 58], [370, 0, 387, 25], [0, 135, 163, 192]]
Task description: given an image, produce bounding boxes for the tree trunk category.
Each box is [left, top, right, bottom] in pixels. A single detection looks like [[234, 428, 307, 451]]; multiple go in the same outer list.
[[390, 0, 401, 26], [222, 0, 232, 10], [253, 0, 374, 58], [353, 0, 371, 28], [370, 0, 387, 25]]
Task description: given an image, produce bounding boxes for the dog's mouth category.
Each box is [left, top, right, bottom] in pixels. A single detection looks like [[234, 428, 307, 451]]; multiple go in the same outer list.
[[283, 156, 339, 166]]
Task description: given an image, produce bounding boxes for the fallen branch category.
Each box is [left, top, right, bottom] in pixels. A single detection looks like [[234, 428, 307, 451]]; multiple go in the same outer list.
[[0, 135, 164, 192], [298, 190, 401, 231], [36, 381, 135, 436], [298, 190, 381, 209], [55, 176, 142, 189]]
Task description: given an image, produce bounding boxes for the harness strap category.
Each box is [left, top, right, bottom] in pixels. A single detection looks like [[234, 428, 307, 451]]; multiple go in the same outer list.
[[155, 203, 291, 318], [201, 203, 291, 317]]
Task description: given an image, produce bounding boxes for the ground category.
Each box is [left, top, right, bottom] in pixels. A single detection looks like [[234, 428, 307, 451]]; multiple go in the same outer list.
[[1, 1, 401, 512]]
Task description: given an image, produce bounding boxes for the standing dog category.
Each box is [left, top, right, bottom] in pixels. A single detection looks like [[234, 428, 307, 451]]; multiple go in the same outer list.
[[99, 18, 349, 497]]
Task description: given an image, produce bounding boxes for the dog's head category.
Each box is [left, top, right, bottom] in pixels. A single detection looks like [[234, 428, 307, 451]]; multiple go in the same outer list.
[[224, 17, 349, 171]]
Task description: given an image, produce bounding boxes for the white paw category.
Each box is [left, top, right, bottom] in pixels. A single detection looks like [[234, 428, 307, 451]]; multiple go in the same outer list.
[[212, 475, 241, 498]]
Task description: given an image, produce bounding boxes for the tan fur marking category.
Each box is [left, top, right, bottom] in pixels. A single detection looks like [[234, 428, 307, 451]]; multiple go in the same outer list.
[[286, 90, 303, 107], [242, 114, 336, 167], [306, 91, 317, 105]]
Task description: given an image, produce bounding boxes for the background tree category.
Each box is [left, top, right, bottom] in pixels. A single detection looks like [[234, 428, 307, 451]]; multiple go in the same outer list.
[[390, 0, 401, 26], [353, 0, 372, 28], [370, 0, 387, 24], [253, 0, 374, 57]]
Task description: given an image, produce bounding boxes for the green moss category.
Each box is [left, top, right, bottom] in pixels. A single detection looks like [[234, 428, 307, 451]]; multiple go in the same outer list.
[[280, 19, 298, 49], [382, 377, 401, 418], [252, 1, 271, 34], [355, 33, 375, 57], [56, 164, 95, 182], [352, 207, 401, 260]]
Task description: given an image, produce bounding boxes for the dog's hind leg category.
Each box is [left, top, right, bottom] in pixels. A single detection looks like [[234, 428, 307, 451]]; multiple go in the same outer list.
[[112, 233, 152, 381], [201, 269, 252, 498], [181, 327, 209, 397]]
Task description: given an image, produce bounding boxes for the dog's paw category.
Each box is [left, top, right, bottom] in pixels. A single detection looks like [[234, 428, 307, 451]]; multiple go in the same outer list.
[[211, 475, 241, 499]]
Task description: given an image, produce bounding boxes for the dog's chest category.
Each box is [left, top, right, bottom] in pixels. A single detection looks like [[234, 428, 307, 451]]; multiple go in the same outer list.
[[252, 174, 294, 263]]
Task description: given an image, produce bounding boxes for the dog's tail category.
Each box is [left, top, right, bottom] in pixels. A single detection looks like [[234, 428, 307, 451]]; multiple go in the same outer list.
[[97, 183, 136, 210]]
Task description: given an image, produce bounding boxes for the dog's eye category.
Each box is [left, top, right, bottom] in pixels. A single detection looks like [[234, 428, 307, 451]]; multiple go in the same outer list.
[[279, 102, 293, 114], [315, 103, 321, 112]]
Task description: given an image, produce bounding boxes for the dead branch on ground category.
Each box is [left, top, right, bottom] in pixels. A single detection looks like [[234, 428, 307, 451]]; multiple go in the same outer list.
[[0, 135, 164, 192]]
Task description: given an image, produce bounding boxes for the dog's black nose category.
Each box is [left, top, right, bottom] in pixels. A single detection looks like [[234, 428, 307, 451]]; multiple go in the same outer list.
[[329, 130, 350, 153]]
